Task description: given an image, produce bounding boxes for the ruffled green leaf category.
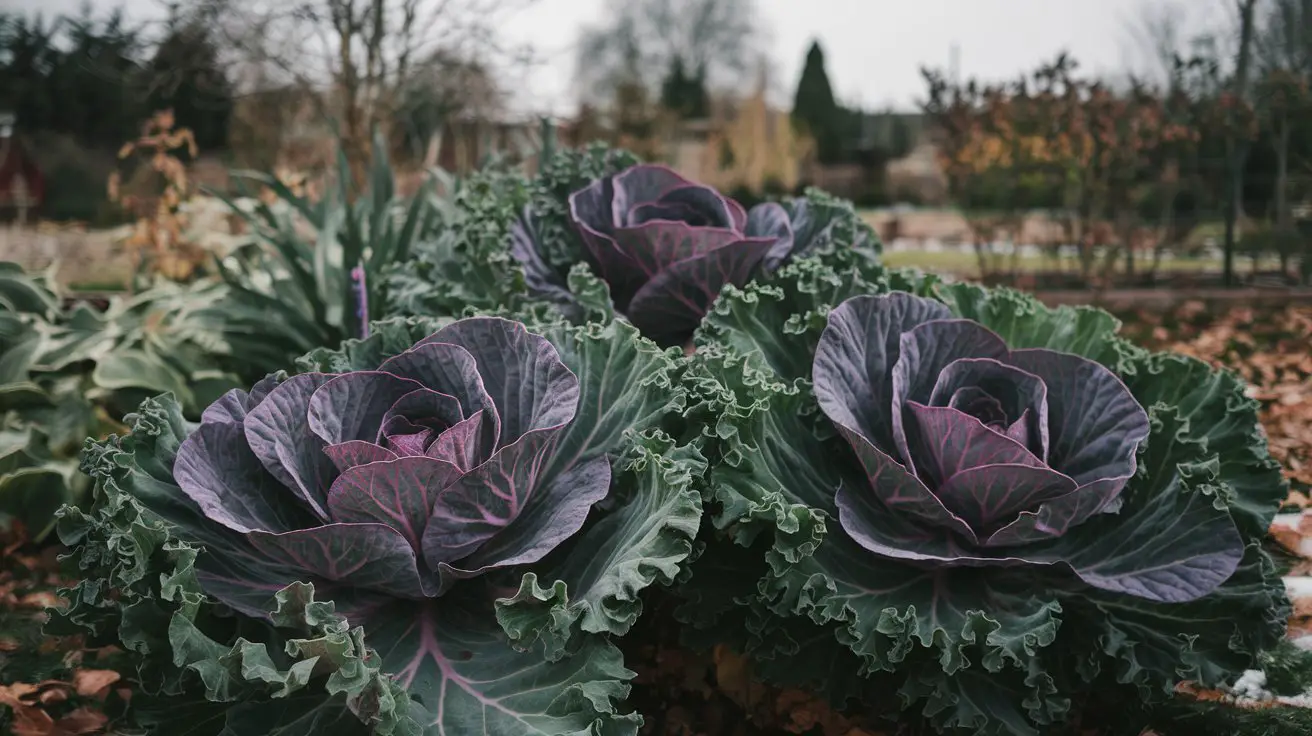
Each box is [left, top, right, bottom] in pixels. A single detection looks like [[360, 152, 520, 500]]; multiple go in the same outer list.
[[695, 257, 894, 379], [563, 263, 616, 324], [682, 343, 829, 567], [769, 533, 1064, 680], [496, 432, 703, 659], [897, 663, 1066, 736], [388, 145, 638, 322], [938, 282, 1138, 370], [368, 588, 640, 736], [1122, 351, 1288, 539]]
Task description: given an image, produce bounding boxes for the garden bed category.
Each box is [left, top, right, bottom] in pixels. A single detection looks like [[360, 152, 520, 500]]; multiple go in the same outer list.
[[4, 301, 1310, 736], [3, 147, 1311, 736]]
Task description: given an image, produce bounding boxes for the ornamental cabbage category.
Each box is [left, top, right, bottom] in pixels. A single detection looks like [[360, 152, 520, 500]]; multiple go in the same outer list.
[[566, 164, 793, 346], [60, 315, 702, 735], [501, 160, 878, 347], [814, 292, 1238, 601], [682, 259, 1289, 735]]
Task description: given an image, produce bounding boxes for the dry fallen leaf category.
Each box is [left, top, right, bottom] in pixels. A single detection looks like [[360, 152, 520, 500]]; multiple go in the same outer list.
[[775, 687, 858, 735], [1271, 512, 1312, 558], [10, 704, 56, 736], [52, 706, 110, 735], [72, 669, 121, 701], [1175, 681, 1230, 703], [0, 682, 40, 708], [38, 687, 69, 706], [712, 644, 765, 713], [3, 526, 28, 556]]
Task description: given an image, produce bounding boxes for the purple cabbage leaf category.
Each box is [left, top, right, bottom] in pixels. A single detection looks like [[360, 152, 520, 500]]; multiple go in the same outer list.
[[175, 317, 604, 602], [812, 293, 1238, 602], [565, 164, 787, 346]]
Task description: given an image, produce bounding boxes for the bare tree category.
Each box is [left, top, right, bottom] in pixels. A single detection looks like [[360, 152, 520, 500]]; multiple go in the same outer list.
[[1255, 0, 1312, 276], [1124, 0, 1191, 87], [1256, 0, 1312, 73], [193, 0, 534, 177], [1222, 0, 1260, 287], [575, 0, 764, 105]]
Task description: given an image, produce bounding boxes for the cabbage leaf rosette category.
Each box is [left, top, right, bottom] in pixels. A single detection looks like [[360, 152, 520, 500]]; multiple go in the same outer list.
[[508, 162, 880, 347], [59, 315, 702, 736], [683, 260, 1289, 735]]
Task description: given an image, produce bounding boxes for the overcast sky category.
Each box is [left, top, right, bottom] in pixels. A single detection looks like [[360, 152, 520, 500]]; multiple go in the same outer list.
[[12, 0, 1227, 114]]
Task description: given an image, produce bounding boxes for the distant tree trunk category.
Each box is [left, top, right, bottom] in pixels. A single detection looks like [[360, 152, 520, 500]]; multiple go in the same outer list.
[[1123, 210, 1136, 276], [1274, 116, 1290, 227], [1223, 0, 1259, 287], [1273, 110, 1292, 277], [1150, 157, 1179, 278], [330, 0, 366, 190]]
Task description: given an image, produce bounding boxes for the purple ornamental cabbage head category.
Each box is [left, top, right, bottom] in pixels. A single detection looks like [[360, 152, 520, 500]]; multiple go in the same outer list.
[[172, 317, 611, 608], [812, 293, 1237, 603], [568, 164, 793, 346]]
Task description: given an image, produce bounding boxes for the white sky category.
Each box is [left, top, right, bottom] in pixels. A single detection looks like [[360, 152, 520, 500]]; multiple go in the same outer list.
[[11, 0, 1228, 114]]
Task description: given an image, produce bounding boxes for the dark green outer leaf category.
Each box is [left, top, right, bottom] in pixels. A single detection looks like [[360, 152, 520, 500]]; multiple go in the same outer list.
[[0, 465, 68, 540], [365, 591, 640, 736], [497, 433, 704, 659]]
